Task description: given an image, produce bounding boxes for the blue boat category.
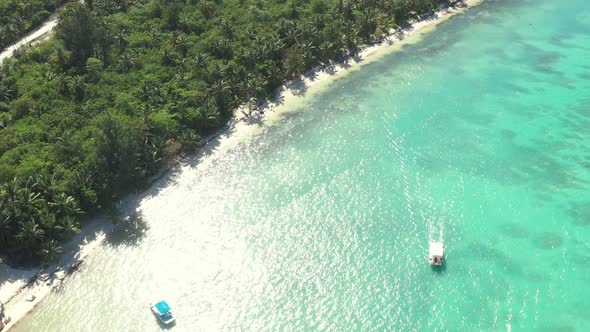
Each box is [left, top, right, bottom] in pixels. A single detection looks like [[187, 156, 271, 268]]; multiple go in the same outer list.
[[150, 300, 175, 325]]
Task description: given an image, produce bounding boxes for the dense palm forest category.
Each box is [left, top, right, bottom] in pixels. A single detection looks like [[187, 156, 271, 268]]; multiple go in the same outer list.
[[0, 0, 69, 50], [0, 0, 451, 264]]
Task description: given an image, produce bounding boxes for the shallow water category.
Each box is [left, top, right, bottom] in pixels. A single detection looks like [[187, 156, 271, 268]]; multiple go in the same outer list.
[[13, 0, 590, 330]]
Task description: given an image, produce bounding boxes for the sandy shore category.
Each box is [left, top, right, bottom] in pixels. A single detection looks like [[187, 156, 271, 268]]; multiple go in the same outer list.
[[0, 1, 482, 330], [215, 0, 483, 150], [0, 218, 113, 331]]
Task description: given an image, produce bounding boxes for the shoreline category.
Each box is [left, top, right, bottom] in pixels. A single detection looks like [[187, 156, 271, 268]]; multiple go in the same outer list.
[[0, 218, 113, 331], [227, 0, 483, 144], [0, 0, 483, 330]]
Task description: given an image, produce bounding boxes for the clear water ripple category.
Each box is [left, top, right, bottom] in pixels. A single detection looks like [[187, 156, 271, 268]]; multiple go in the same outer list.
[[13, 0, 590, 330]]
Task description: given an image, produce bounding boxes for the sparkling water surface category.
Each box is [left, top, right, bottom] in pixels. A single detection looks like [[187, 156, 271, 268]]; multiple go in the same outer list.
[[14, 0, 590, 330]]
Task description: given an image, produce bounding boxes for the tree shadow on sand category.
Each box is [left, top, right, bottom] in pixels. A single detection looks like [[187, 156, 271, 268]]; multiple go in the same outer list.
[[287, 77, 308, 96], [106, 211, 150, 247], [305, 69, 318, 81]]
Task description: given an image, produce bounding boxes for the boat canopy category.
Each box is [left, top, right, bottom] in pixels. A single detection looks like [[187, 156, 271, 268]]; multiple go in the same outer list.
[[154, 301, 171, 315], [429, 242, 444, 257]]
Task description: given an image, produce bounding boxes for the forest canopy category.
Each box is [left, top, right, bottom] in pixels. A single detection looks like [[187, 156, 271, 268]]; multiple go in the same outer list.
[[0, 0, 448, 264], [0, 0, 68, 50]]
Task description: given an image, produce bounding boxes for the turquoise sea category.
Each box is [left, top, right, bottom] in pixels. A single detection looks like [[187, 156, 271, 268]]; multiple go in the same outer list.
[[13, 0, 590, 330]]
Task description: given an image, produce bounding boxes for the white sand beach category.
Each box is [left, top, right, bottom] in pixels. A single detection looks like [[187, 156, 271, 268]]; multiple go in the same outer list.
[[221, 0, 483, 149], [1, 218, 113, 331]]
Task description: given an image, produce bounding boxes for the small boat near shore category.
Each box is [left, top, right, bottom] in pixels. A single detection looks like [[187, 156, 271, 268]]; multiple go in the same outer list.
[[150, 300, 175, 325], [429, 242, 445, 266]]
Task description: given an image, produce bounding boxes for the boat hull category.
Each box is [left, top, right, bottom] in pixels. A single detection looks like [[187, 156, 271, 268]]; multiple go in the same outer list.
[[150, 301, 176, 325]]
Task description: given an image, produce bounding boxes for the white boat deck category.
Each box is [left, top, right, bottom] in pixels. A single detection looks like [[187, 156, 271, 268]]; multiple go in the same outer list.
[[429, 242, 445, 265]]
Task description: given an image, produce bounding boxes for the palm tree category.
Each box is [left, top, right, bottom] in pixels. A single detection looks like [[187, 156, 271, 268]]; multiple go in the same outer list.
[[37, 209, 59, 239], [0, 86, 13, 102], [36, 174, 59, 201], [49, 193, 81, 218], [0, 215, 13, 247], [14, 16, 26, 37], [319, 41, 336, 62], [245, 26, 257, 40], [265, 65, 284, 91], [140, 135, 165, 173], [335, 0, 345, 15], [241, 74, 265, 101], [57, 216, 80, 238], [119, 52, 137, 72], [0, 178, 21, 221], [209, 63, 226, 81], [0, 26, 7, 46], [115, 0, 128, 12], [238, 49, 256, 68], [284, 46, 304, 77], [299, 18, 319, 41], [114, 29, 128, 52], [276, 19, 293, 39], [137, 84, 163, 108], [138, 83, 155, 106], [341, 0, 354, 19], [0, 115, 10, 129], [207, 79, 232, 111], [55, 74, 69, 95], [176, 61, 191, 84], [44, 70, 57, 82], [66, 75, 86, 102], [162, 49, 175, 66], [15, 186, 44, 219], [66, 168, 97, 211], [220, 18, 234, 40], [179, 128, 203, 149], [28, 105, 47, 118], [16, 220, 45, 254], [290, 0, 301, 18], [301, 41, 318, 67], [195, 103, 221, 129], [147, 25, 161, 44], [198, 1, 216, 19], [266, 36, 284, 61], [192, 53, 209, 75], [172, 33, 188, 56], [39, 239, 62, 262], [357, 9, 376, 38], [284, 26, 301, 47], [211, 38, 232, 59], [6, 24, 18, 52], [0, 178, 19, 203]]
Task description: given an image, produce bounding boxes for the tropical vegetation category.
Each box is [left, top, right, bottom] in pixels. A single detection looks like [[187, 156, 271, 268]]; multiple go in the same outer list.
[[0, 0, 70, 50], [0, 0, 452, 264]]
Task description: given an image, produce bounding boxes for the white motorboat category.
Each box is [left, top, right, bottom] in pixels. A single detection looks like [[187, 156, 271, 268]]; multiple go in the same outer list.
[[429, 242, 445, 266]]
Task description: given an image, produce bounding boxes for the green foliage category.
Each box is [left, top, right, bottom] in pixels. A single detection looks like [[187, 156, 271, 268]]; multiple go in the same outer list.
[[55, 3, 96, 70], [0, 0, 442, 264], [0, 176, 81, 264], [0, 0, 66, 50]]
